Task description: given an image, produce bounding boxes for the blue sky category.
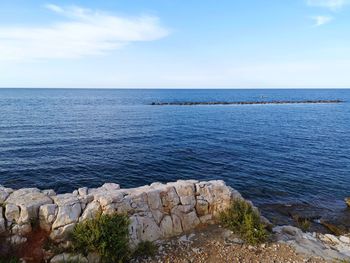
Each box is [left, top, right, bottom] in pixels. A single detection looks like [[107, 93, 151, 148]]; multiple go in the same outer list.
[[0, 0, 349, 88]]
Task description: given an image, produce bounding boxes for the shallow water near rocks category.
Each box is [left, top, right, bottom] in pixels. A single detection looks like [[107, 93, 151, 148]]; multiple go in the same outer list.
[[1, 88, 350, 225]]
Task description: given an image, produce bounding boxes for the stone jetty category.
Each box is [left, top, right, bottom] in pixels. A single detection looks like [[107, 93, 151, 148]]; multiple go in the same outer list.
[[151, 100, 343, 106]]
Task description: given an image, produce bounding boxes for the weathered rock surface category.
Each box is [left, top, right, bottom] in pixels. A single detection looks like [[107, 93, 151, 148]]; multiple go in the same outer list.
[[6, 188, 53, 225], [274, 225, 350, 260], [0, 180, 237, 247]]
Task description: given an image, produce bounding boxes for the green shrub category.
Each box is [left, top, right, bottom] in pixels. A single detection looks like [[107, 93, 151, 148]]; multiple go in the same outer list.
[[0, 257, 20, 263], [298, 219, 311, 232], [133, 241, 157, 258], [71, 214, 130, 263], [219, 199, 268, 245]]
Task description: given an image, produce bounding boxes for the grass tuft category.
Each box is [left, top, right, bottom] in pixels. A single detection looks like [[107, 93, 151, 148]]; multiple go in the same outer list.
[[133, 241, 157, 259], [71, 214, 130, 263], [219, 199, 268, 245]]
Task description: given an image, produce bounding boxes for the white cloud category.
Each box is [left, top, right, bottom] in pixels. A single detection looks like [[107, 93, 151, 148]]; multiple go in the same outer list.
[[0, 4, 169, 61], [306, 0, 349, 10], [311, 15, 333, 26]]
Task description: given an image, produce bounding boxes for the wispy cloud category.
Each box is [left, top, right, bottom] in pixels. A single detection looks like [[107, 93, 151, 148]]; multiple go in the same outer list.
[[306, 0, 349, 11], [311, 15, 333, 26], [0, 4, 169, 61]]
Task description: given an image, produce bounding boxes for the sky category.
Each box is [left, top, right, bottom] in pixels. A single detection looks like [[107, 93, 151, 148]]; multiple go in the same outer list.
[[0, 0, 350, 88]]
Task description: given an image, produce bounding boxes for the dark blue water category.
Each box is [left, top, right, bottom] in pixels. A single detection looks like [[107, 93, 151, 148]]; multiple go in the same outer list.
[[1, 89, 349, 221]]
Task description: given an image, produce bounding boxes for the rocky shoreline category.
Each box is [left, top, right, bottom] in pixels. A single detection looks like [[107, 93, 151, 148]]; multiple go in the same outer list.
[[0, 180, 349, 262], [150, 100, 343, 106]]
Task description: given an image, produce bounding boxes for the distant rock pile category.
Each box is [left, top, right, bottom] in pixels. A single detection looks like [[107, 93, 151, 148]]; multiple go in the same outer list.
[[151, 100, 343, 106]]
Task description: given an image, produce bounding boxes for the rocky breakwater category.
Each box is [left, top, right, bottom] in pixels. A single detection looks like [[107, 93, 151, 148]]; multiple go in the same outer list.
[[0, 180, 240, 248]]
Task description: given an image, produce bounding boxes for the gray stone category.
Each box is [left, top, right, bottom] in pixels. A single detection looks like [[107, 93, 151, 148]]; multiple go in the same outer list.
[[102, 183, 120, 191], [274, 225, 350, 261], [42, 189, 56, 196], [6, 188, 52, 224], [173, 181, 196, 206], [195, 199, 209, 216], [52, 193, 79, 206], [0, 207, 6, 233], [80, 201, 101, 221], [5, 204, 20, 224], [171, 214, 183, 235], [181, 211, 200, 232], [340, 235, 350, 244], [160, 186, 180, 212], [147, 189, 162, 210], [0, 185, 13, 204], [50, 253, 88, 263], [160, 215, 173, 237], [11, 224, 32, 235], [50, 223, 76, 242], [7, 235, 27, 245], [78, 187, 88, 196], [52, 203, 81, 229], [39, 204, 57, 231]]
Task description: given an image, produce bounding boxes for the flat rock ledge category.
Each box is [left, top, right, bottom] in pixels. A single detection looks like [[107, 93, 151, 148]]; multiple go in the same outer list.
[[274, 225, 350, 261], [0, 180, 240, 248]]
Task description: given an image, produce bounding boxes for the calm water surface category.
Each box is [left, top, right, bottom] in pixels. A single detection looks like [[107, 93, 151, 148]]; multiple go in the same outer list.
[[0, 89, 349, 222]]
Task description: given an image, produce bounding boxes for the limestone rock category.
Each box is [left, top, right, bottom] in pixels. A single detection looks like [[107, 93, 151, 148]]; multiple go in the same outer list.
[[39, 204, 58, 231], [173, 181, 196, 206], [129, 215, 162, 243], [7, 235, 27, 245], [139, 216, 162, 241], [274, 225, 350, 260], [147, 189, 162, 210], [0, 185, 13, 204], [50, 223, 76, 242], [199, 214, 213, 224], [2, 180, 239, 247], [160, 215, 173, 237], [50, 253, 88, 263], [181, 211, 200, 232], [78, 187, 88, 196], [171, 214, 183, 235], [42, 189, 56, 196], [51, 194, 81, 230], [160, 186, 180, 213], [52, 193, 79, 207], [101, 183, 120, 191], [80, 201, 101, 221], [5, 204, 20, 224], [195, 199, 209, 216], [11, 223, 32, 235], [171, 205, 200, 232], [6, 188, 52, 224], [98, 191, 124, 207], [52, 203, 81, 229], [0, 207, 6, 233], [340, 235, 350, 244]]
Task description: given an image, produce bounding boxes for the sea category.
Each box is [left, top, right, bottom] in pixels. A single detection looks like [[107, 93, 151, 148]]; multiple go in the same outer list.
[[1, 88, 349, 227]]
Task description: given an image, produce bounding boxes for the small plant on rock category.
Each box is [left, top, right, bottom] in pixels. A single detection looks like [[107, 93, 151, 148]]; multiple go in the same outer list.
[[71, 214, 130, 263], [133, 241, 157, 259], [219, 199, 268, 245]]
